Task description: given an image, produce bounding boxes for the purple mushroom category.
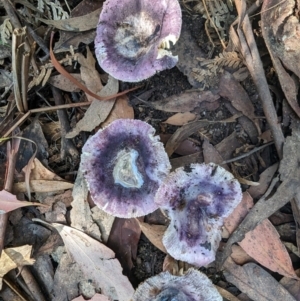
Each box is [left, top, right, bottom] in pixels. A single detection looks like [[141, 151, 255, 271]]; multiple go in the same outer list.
[[155, 163, 242, 267], [80, 119, 171, 218], [133, 268, 222, 301], [95, 0, 182, 82]]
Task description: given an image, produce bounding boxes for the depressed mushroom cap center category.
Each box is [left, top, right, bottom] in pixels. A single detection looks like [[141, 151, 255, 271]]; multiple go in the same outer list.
[[113, 148, 144, 188], [114, 12, 159, 59], [155, 287, 188, 301]]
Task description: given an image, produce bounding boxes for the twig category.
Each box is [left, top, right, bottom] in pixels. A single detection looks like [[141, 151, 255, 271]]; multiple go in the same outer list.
[[233, 0, 284, 158], [0, 138, 20, 254], [2, 278, 29, 301], [221, 141, 274, 164], [51, 86, 79, 161], [19, 267, 46, 301], [25, 23, 50, 62]]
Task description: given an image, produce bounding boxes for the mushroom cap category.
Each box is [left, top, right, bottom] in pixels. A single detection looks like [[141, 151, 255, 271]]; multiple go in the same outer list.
[[80, 119, 171, 218], [132, 268, 222, 301], [95, 0, 182, 82], [155, 163, 242, 266]]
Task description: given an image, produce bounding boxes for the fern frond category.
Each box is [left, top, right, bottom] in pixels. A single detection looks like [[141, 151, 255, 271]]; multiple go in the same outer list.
[[46, 0, 69, 20], [0, 19, 13, 45]]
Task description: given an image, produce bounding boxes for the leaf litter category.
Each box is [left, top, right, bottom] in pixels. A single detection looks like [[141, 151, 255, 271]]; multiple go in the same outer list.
[[1, 0, 300, 300], [33, 219, 134, 301]]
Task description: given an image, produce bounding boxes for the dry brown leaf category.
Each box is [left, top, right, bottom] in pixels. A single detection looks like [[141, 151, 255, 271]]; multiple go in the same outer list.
[[219, 71, 261, 136], [215, 131, 244, 160], [0, 190, 47, 213], [13, 180, 73, 193], [138, 221, 167, 253], [260, 130, 273, 143], [35, 220, 134, 301], [160, 134, 201, 156], [71, 294, 110, 301], [30, 158, 63, 181], [37, 8, 102, 32], [203, 139, 229, 171], [224, 257, 296, 301], [48, 74, 82, 92], [235, 176, 260, 186], [162, 254, 179, 274], [55, 30, 96, 53], [17, 158, 64, 198], [223, 192, 254, 237], [42, 121, 61, 142], [165, 120, 209, 157], [107, 218, 141, 276], [54, 0, 102, 53], [269, 212, 295, 226], [162, 254, 192, 275], [239, 219, 298, 279], [248, 163, 279, 199], [215, 285, 241, 301], [101, 95, 134, 127], [149, 90, 220, 112], [77, 47, 103, 99], [230, 244, 254, 266], [0, 245, 35, 289], [170, 152, 204, 171], [66, 75, 118, 138], [165, 116, 238, 157], [163, 112, 196, 126]]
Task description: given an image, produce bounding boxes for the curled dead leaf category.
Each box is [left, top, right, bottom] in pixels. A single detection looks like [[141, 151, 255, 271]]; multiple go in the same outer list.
[[138, 221, 167, 253]]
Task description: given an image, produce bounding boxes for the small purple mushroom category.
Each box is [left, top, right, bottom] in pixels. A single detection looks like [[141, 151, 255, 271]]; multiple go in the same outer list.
[[155, 163, 242, 267], [133, 268, 222, 301], [95, 0, 182, 82], [80, 119, 171, 218]]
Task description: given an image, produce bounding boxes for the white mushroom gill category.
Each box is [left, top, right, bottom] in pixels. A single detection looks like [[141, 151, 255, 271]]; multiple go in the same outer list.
[[113, 149, 144, 188], [159, 34, 178, 50], [157, 34, 178, 59]]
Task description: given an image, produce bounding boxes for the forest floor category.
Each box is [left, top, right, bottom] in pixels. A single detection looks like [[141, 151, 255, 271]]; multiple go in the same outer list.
[[0, 0, 300, 300]]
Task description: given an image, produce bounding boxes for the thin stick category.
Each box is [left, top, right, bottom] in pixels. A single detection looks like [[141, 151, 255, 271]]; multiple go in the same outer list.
[[221, 142, 274, 164]]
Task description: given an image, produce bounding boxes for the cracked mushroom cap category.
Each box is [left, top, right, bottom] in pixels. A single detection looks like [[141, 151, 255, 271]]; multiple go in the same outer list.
[[95, 0, 182, 82], [132, 268, 222, 301], [155, 163, 242, 267], [80, 119, 171, 218]]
